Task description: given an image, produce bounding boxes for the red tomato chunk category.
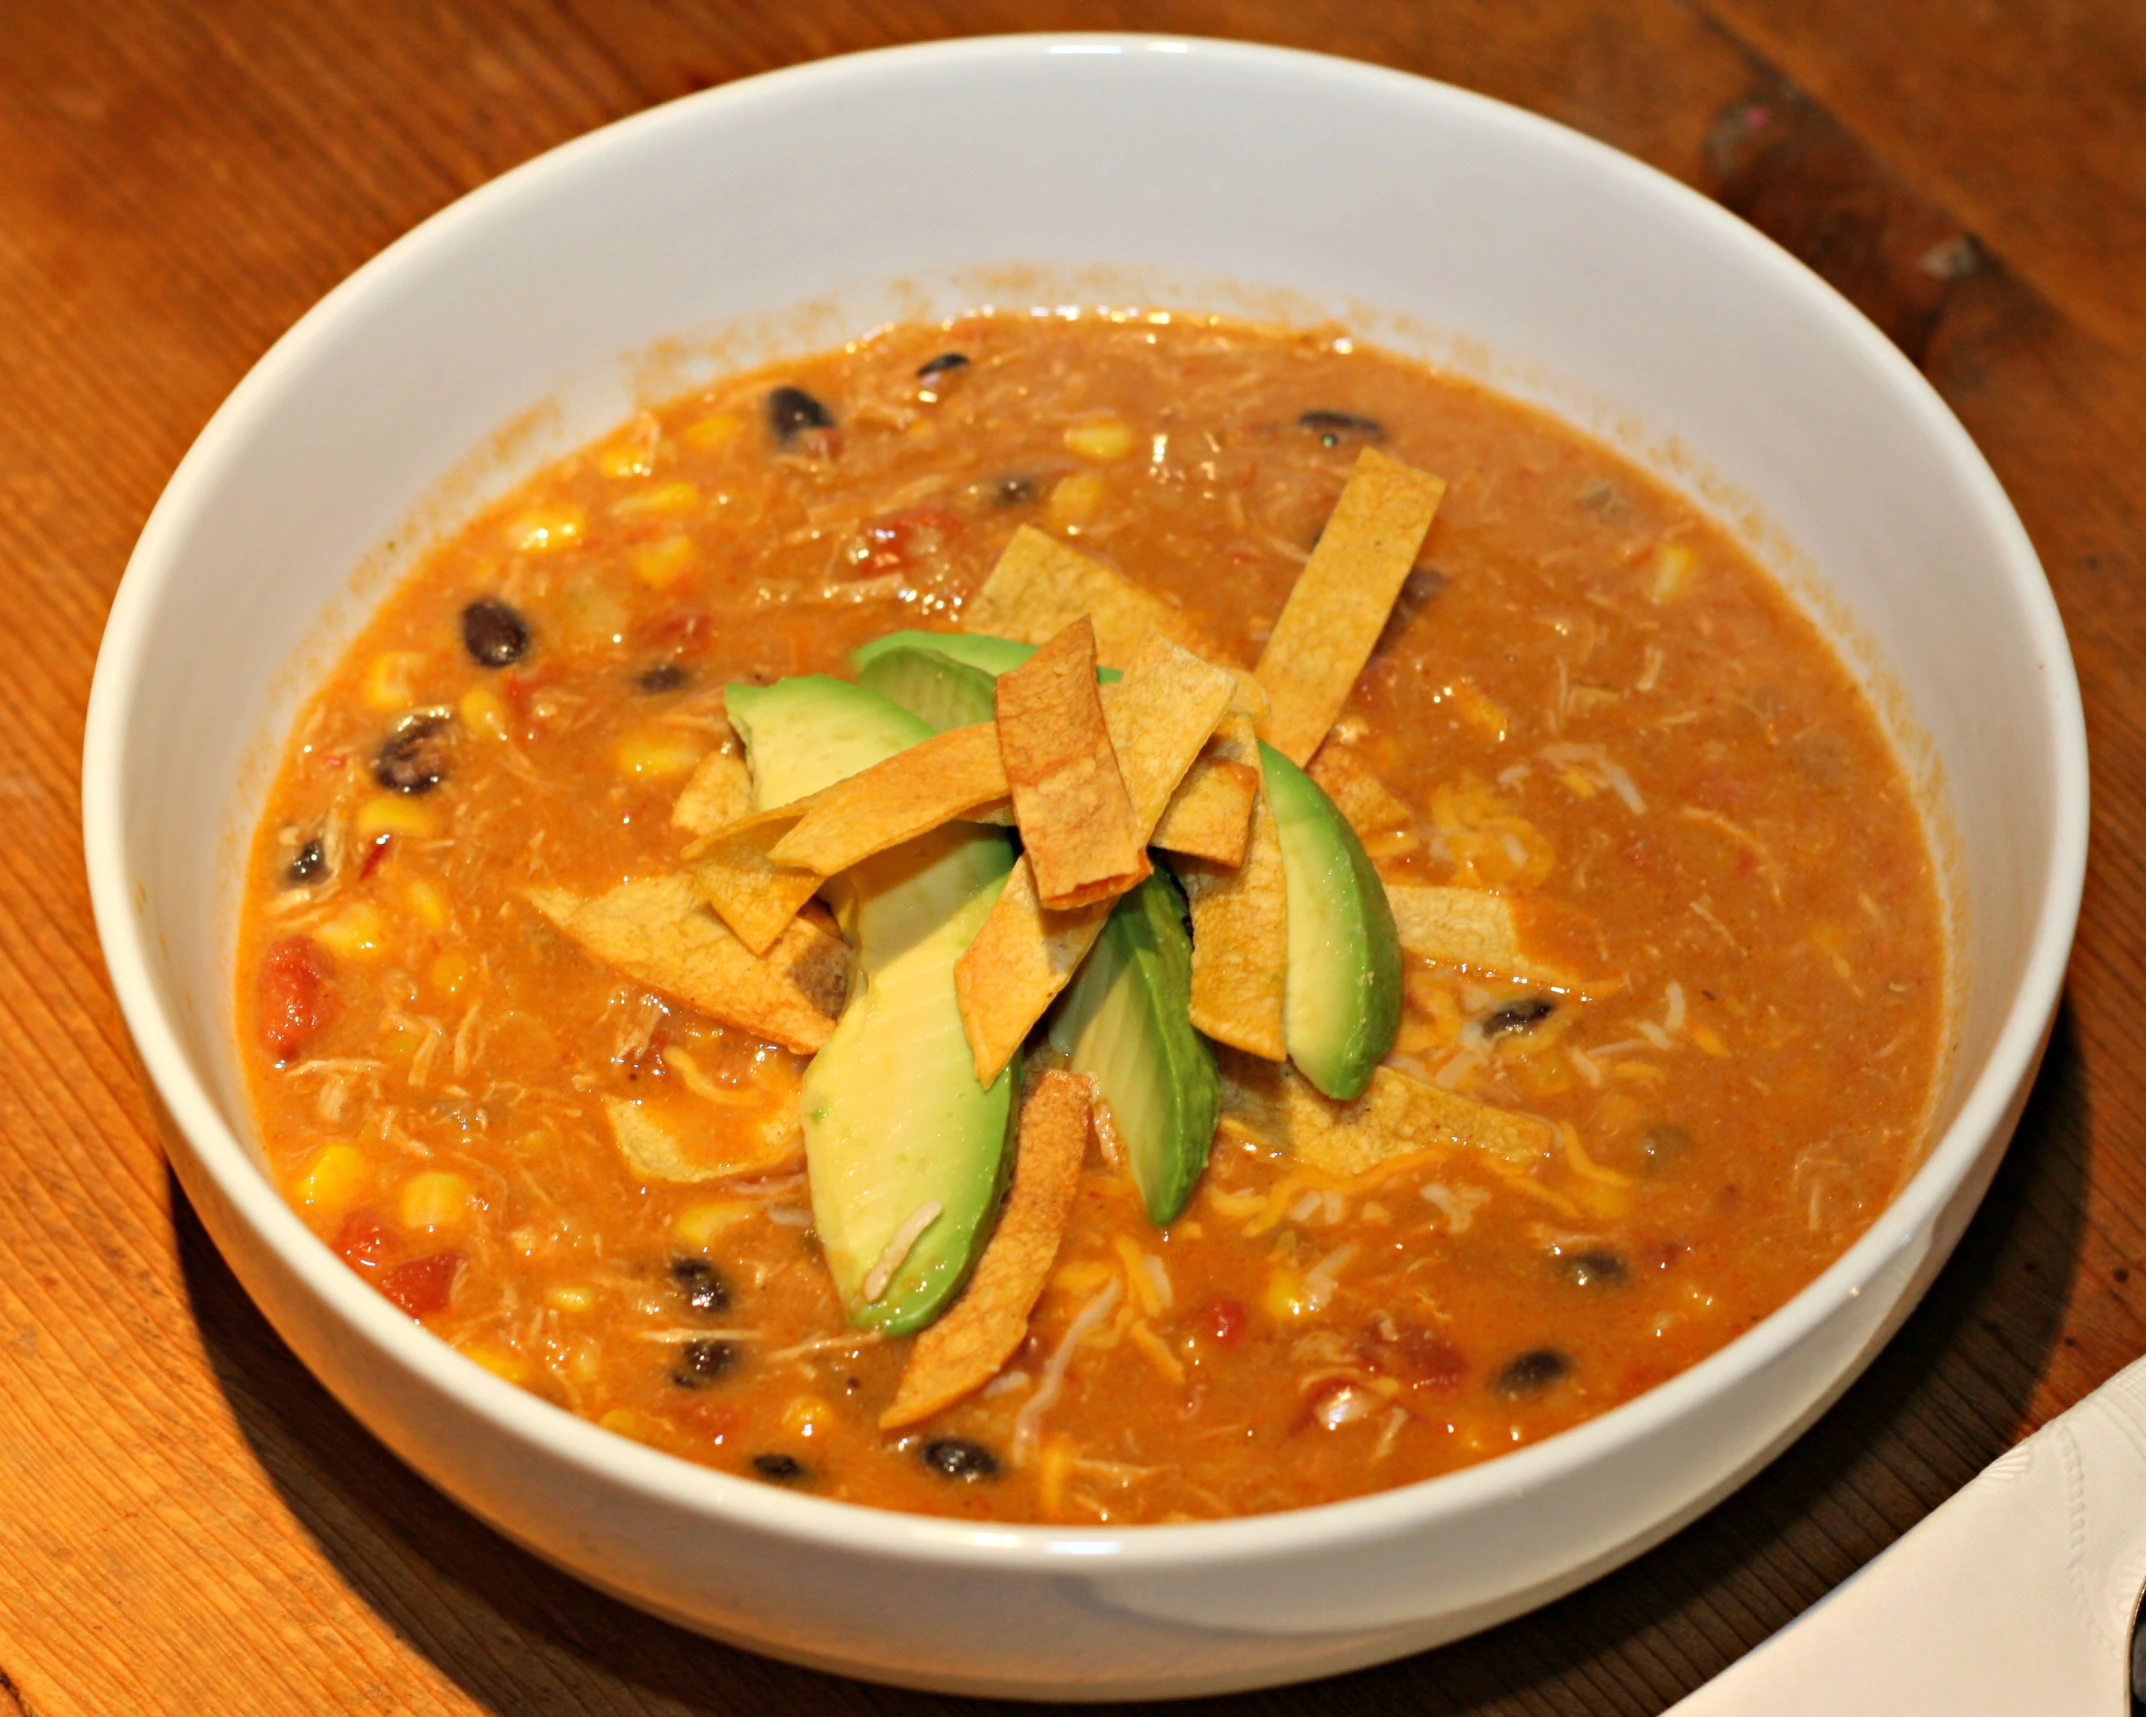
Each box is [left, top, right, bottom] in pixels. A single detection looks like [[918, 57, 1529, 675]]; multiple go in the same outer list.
[[379, 1252, 461, 1319], [256, 935, 338, 1062]]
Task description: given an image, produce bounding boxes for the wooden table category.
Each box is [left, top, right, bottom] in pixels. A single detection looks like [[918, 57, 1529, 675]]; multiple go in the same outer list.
[[3, 2, 2139, 1710]]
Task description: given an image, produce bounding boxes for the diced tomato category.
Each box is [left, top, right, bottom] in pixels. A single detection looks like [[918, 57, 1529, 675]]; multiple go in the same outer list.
[[1389, 1328, 1470, 1394], [378, 1251, 461, 1318], [851, 506, 964, 576], [358, 833, 393, 879], [685, 1400, 742, 1443], [642, 610, 716, 656], [333, 1211, 393, 1270], [257, 935, 339, 1063], [1207, 1296, 1248, 1346]]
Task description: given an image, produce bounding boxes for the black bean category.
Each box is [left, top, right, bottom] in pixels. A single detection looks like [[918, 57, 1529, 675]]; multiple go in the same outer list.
[[1640, 1124, 1694, 1171], [373, 714, 453, 794], [766, 385, 835, 445], [670, 1256, 731, 1314], [1299, 409, 1386, 447], [1492, 1348, 1574, 1398], [993, 475, 1038, 506], [460, 597, 530, 667], [636, 662, 690, 694], [286, 837, 329, 886], [916, 351, 970, 379], [1483, 998, 1556, 1035], [751, 1452, 807, 1483], [1556, 1250, 1629, 1290], [920, 1438, 999, 1481], [671, 1339, 740, 1388]]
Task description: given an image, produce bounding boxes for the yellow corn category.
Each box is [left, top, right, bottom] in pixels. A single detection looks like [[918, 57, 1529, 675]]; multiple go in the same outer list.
[[1047, 471, 1105, 531], [428, 949, 474, 997], [1261, 1263, 1313, 1322], [399, 1169, 473, 1232], [315, 902, 388, 961], [362, 651, 428, 713], [459, 1342, 532, 1385], [401, 877, 449, 932], [674, 1200, 754, 1249], [632, 533, 698, 591], [1064, 415, 1135, 462], [457, 685, 512, 742], [683, 413, 743, 452], [598, 1408, 646, 1439], [506, 504, 585, 553], [597, 439, 654, 480], [1689, 1021, 1730, 1058], [616, 729, 705, 780], [544, 1284, 596, 1313], [1646, 541, 1697, 605], [612, 480, 700, 519], [294, 1143, 368, 1214], [355, 794, 439, 841], [782, 1395, 834, 1438]]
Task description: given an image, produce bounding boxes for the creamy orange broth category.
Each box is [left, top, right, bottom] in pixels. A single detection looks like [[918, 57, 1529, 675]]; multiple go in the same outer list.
[[238, 312, 1943, 1523]]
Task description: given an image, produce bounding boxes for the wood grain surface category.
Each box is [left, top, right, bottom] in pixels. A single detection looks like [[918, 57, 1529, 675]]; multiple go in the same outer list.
[[1, 2, 2139, 1711]]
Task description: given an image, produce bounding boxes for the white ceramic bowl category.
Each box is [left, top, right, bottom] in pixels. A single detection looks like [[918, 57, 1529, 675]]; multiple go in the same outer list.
[[83, 34, 2086, 1700]]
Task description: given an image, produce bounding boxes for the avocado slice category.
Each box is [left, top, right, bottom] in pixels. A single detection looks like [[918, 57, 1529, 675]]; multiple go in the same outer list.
[[729, 673, 1018, 1334], [724, 675, 932, 809], [1261, 741, 1403, 1102], [849, 628, 1122, 686], [855, 644, 998, 734], [1047, 869, 1219, 1224]]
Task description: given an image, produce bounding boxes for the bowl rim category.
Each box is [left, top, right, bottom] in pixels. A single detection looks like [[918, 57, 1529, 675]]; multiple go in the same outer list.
[[83, 30, 2088, 1574]]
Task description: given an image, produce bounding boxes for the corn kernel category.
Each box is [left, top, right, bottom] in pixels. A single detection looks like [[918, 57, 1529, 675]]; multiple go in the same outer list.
[[1646, 541, 1697, 605], [781, 1395, 834, 1438], [1064, 415, 1135, 462], [428, 950, 474, 997], [596, 439, 654, 480], [1689, 1021, 1730, 1058], [598, 1408, 648, 1441], [684, 413, 743, 453], [362, 651, 428, 712], [458, 685, 512, 742], [612, 480, 700, 519], [294, 1143, 369, 1214], [1047, 471, 1105, 531], [355, 794, 439, 841], [316, 902, 388, 961], [545, 1284, 596, 1313], [616, 730, 705, 780], [1261, 1264, 1313, 1322], [400, 1169, 473, 1233], [674, 1200, 753, 1249], [460, 1342, 532, 1385], [401, 877, 449, 931], [507, 504, 585, 553], [632, 533, 698, 591]]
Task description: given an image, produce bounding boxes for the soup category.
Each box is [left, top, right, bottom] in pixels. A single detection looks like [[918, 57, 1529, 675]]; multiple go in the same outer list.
[[239, 310, 1944, 1523]]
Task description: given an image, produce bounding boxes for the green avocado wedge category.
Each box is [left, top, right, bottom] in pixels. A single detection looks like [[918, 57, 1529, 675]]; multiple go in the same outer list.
[[1047, 869, 1219, 1224], [1262, 741, 1403, 1102], [724, 675, 933, 810], [727, 673, 1017, 1334], [855, 645, 998, 734], [849, 629, 1122, 687]]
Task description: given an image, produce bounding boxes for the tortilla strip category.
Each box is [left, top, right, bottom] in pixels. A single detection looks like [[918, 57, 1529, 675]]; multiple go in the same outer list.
[[686, 804, 824, 956], [1384, 882, 1606, 993], [603, 1096, 800, 1184], [672, 746, 754, 837], [880, 1069, 1092, 1429], [1308, 744, 1420, 857], [1215, 1048, 1553, 1177], [768, 724, 1010, 877], [528, 874, 845, 1054], [953, 635, 1237, 1082], [1151, 712, 1260, 865], [1177, 765, 1289, 1060], [1253, 447, 1447, 765], [995, 618, 1147, 909], [966, 525, 1209, 669]]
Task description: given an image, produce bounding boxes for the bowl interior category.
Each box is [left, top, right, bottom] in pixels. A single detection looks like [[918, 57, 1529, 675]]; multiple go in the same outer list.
[[88, 34, 2081, 1541]]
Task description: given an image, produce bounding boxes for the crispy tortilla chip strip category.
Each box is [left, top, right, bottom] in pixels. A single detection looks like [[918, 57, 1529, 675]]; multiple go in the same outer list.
[[768, 724, 1010, 877], [1178, 764, 1289, 1060], [672, 746, 754, 837], [996, 618, 1148, 909], [880, 1070, 1092, 1428], [1152, 712, 1260, 865], [953, 635, 1237, 1082], [967, 525, 1210, 669], [686, 804, 824, 956], [1254, 448, 1447, 764], [1216, 1048, 1553, 1177], [1309, 744, 1420, 858], [528, 875, 844, 1054], [603, 1095, 801, 1184]]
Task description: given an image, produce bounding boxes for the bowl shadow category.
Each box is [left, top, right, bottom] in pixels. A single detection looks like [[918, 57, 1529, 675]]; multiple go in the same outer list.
[[177, 1003, 2088, 1716]]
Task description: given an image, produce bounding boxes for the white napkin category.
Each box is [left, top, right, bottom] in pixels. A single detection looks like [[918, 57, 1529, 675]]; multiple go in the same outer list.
[[1668, 1353, 2146, 1714]]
